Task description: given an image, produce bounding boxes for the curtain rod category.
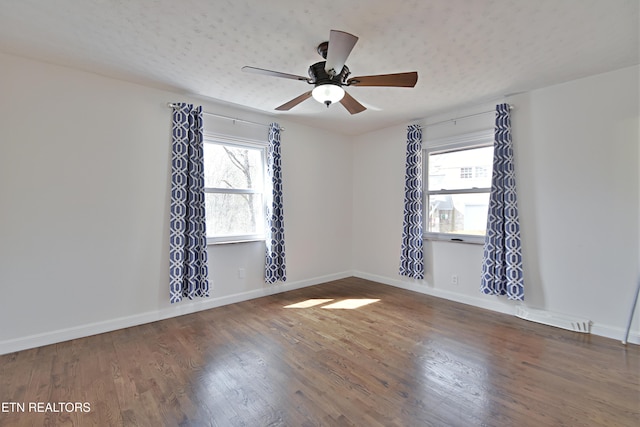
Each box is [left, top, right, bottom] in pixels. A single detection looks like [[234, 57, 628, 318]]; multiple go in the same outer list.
[[421, 104, 513, 128], [167, 103, 283, 131]]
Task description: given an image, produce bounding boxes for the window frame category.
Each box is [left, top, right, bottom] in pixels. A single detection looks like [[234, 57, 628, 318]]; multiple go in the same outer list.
[[203, 133, 268, 245], [423, 129, 494, 245]]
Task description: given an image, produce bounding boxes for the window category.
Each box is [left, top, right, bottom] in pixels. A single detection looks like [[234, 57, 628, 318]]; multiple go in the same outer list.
[[424, 130, 494, 244], [203, 137, 267, 244]]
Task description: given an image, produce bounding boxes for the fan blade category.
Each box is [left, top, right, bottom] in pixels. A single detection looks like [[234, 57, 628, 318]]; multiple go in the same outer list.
[[339, 91, 366, 115], [275, 91, 313, 111], [347, 72, 418, 87], [325, 30, 359, 76], [242, 66, 311, 82]]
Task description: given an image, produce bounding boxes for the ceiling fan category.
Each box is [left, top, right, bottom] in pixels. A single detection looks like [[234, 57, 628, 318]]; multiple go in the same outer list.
[[242, 30, 418, 114]]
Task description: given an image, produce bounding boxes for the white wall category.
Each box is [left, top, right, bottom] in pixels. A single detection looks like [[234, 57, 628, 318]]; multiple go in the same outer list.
[[0, 52, 352, 354], [353, 66, 640, 343], [512, 66, 639, 340], [1, 50, 637, 354]]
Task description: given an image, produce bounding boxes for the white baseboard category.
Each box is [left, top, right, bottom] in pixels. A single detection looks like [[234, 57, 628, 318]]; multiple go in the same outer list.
[[4, 269, 636, 355], [352, 271, 640, 346], [516, 306, 592, 333], [0, 271, 352, 355]]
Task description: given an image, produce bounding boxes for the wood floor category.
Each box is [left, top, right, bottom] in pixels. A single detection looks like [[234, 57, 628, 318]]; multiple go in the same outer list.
[[1, 277, 638, 426]]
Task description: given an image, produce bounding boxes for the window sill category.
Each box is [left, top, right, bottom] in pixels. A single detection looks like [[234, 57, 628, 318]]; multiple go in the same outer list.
[[207, 237, 265, 246], [424, 234, 485, 245]]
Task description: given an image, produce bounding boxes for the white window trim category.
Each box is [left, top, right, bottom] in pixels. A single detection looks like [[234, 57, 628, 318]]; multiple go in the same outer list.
[[424, 129, 494, 245], [204, 132, 268, 245]]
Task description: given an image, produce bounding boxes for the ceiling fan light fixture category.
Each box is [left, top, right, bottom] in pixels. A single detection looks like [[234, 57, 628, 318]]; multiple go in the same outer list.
[[312, 83, 345, 107], [242, 30, 417, 114]]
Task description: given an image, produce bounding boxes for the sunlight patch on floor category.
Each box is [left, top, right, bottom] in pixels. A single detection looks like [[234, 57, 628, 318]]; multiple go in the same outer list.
[[284, 299, 334, 308], [284, 298, 380, 309], [321, 299, 380, 309]]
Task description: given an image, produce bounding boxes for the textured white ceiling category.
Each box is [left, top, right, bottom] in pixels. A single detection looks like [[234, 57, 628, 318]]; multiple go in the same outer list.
[[0, 0, 638, 135]]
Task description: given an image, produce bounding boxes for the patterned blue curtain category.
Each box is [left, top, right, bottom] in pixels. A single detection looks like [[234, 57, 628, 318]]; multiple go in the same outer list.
[[480, 103, 524, 300], [169, 103, 209, 303], [399, 125, 424, 279], [265, 123, 287, 283]]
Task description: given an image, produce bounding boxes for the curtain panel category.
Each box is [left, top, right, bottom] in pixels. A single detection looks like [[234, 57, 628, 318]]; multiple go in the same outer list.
[[169, 103, 209, 303], [480, 103, 524, 300], [399, 124, 424, 279], [265, 123, 287, 283]]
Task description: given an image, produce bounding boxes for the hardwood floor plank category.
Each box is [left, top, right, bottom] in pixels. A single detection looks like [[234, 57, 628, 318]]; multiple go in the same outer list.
[[1, 277, 638, 426]]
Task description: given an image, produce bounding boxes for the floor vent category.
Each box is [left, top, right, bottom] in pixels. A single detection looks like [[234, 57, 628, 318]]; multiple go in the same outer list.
[[515, 306, 592, 334]]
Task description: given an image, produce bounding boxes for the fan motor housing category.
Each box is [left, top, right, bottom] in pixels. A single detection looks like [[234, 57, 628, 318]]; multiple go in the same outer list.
[[308, 61, 350, 87]]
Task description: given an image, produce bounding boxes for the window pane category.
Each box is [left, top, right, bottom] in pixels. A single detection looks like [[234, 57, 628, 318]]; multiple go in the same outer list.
[[205, 193, 264, 237], [204, 143, 263, 189], [428, 146, 493, 191], [427, 193, 490, 235]]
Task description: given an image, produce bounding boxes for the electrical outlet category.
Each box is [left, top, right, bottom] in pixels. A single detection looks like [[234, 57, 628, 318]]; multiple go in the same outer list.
[[238, 268, 246, 279], [451, 274, 459, 285]]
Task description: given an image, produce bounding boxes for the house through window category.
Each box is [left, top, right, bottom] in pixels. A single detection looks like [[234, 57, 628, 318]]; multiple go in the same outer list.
[[460, 167, 473, 179], [424, 130, 494, 243]]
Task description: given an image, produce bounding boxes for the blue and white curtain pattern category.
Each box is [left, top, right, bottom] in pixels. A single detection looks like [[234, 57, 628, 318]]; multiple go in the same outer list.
[[265, 123, 287, 284], [480, 104, 524, 300], [169, 103, 209, 303], [399, 125, 424, 279]]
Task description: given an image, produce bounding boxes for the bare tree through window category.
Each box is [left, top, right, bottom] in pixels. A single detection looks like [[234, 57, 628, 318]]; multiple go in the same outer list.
[[203, 141, 265, 242]]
